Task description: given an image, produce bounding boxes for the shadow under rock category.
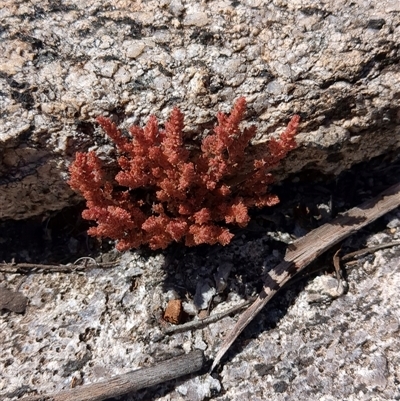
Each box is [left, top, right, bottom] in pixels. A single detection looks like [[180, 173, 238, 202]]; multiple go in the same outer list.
[[156, 150, 400, 379], [2, 152, 400, 400], [0, 203, 108, 265]]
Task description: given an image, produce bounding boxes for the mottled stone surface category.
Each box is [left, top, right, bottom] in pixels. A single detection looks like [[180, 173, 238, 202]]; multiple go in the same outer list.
[[1, 1, 400, 400], [1, 197, 400, 400], [214, 252, 400, 400], [1, 0, 400, 219]]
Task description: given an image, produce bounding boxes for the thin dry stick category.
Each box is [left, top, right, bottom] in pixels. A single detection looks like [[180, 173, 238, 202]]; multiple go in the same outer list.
[[332, 249, 342, 279], [164, 299, 253, 335], [341, 240, 400, 261], [0, 260, 119, 274], [22, 350, 204, 401], [211, 181, 400, 371], [332, 249, 345, 293]]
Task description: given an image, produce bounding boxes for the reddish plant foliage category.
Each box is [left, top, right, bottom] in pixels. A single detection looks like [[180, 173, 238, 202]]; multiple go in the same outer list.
[[68, 97, 300, 250]]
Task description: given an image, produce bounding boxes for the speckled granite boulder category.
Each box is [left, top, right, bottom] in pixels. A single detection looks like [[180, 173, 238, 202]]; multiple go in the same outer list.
[[2, 209, 400, 400], [1, 0, 400, 220]]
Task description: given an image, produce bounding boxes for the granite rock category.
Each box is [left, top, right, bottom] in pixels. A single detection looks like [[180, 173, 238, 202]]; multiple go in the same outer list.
[[0, 0, 399, 219]]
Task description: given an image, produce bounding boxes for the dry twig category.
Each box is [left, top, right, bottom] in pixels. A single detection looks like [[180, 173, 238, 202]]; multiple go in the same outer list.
[[164, 299, 254, 335], [341, 240, 400, 261], [0, 260, 119, 274], [22, 350, 204, 401], [211, 181, 400, 371]]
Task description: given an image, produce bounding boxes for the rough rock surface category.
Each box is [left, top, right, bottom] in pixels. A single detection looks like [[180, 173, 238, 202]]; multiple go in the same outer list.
[[1, 0, 400, 219], [1, 211, 400, 400], [1, 1, 400, 400], [214, 251, 400, 401], [1, 158, 400, 400]]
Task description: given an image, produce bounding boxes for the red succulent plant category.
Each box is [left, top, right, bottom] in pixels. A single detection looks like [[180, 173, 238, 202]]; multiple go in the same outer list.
[[68, 97, 299, 250]]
